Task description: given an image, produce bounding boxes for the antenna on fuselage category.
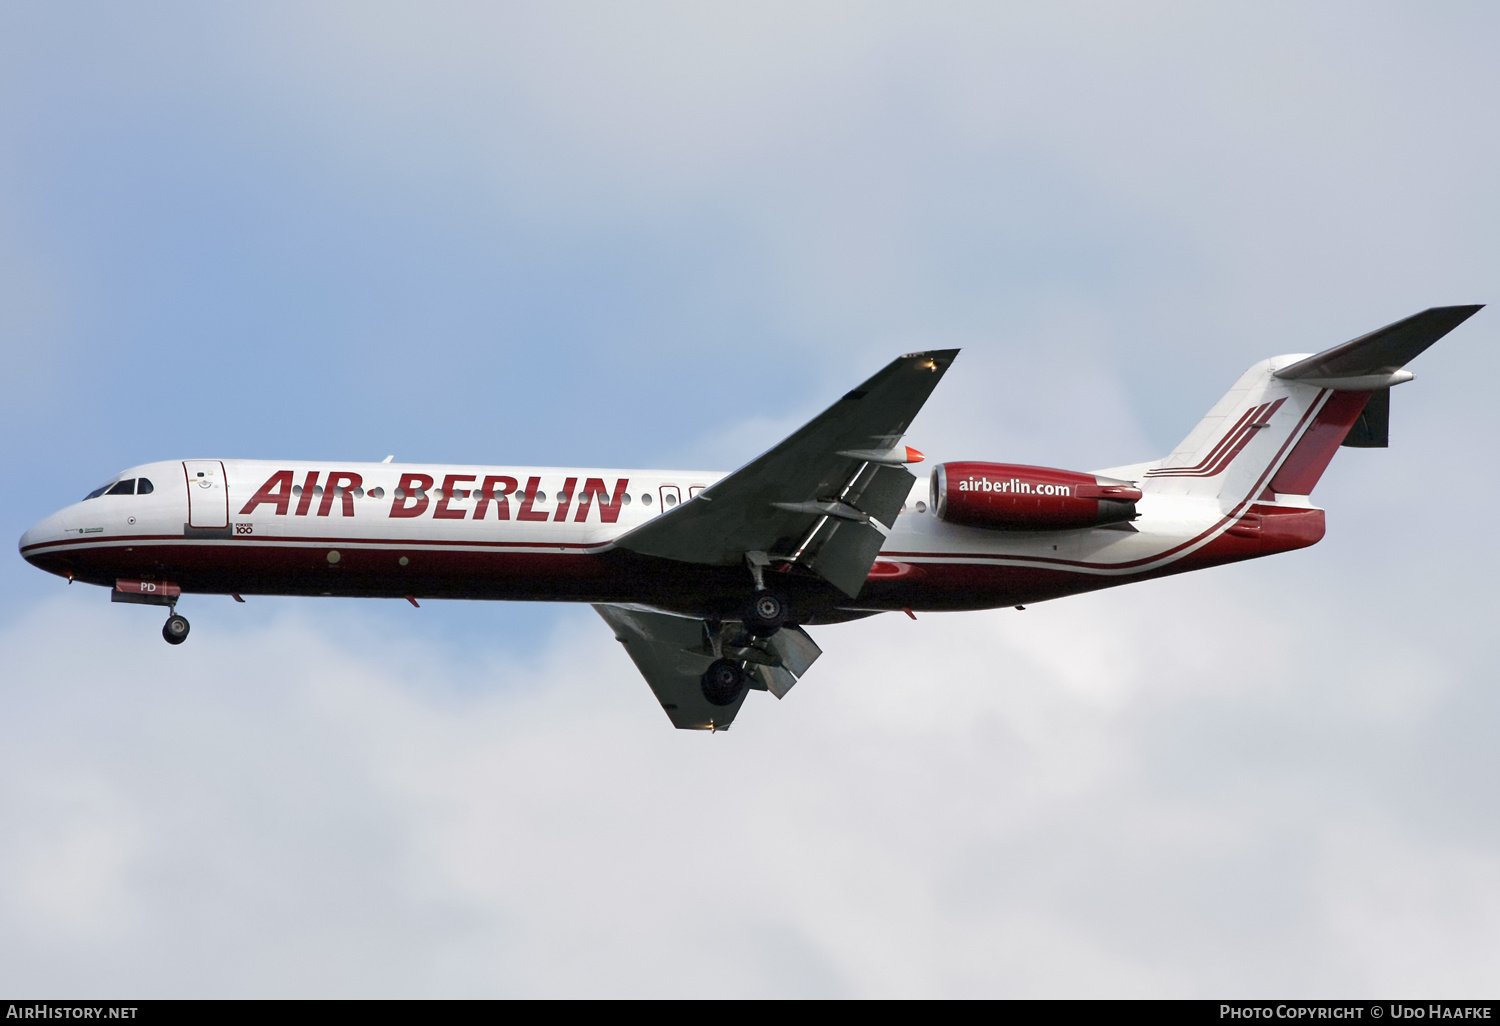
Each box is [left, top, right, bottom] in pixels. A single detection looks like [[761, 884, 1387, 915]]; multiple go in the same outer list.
[[381, 455, 394, 463]]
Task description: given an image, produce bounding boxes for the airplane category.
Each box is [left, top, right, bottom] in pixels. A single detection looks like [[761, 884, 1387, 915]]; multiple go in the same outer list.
[[18, 305, 1482, 731]]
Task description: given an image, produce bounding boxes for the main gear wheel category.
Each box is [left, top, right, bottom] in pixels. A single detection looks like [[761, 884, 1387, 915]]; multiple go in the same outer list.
[[742, 591, 787, 637], [700, 658, 748, 706]]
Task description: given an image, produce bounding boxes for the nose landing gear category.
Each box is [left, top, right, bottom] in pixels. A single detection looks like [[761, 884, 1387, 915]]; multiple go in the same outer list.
[[162, 613, 190, 645], [111, 580, 192, 645]]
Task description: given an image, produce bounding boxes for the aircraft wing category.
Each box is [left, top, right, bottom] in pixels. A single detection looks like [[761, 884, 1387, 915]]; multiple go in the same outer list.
[[595, 603, 823, 731], [611, 350, 959, 596]]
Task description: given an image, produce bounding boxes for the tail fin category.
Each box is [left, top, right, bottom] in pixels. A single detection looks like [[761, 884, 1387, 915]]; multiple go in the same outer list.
[[1144, 306, 1482, 502]]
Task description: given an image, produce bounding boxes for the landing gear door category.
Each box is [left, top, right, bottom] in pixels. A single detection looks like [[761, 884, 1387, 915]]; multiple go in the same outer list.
[[184, 460, 229, 528]]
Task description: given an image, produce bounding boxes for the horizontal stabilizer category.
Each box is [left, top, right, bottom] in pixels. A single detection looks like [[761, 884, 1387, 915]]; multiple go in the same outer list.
[[1275, 305, 1482, 385]]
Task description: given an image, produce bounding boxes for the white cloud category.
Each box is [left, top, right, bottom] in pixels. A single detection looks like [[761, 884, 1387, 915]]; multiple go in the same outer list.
[[3, 0, 1498, 998], [2, 567, 1497, 996]]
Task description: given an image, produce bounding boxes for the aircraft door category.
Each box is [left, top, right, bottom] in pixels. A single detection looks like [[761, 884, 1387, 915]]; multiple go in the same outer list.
[[658, 484, 681, 511], [184, 460, 230, 528]]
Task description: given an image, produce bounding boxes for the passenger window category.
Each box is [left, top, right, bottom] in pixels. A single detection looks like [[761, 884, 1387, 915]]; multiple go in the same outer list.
[[106, 479, 136, 496], [136, 478, 154, 495]]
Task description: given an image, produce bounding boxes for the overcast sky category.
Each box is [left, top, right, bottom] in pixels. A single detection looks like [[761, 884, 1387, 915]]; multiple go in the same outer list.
[[2, 2, 1497, 997]]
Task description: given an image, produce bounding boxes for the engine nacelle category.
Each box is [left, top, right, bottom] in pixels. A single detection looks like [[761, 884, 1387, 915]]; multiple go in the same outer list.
[[932, 462, 1142, 530]]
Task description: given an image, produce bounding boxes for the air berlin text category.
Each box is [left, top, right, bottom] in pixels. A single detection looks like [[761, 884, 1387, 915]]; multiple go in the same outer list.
[[239, 471, 630, 523]]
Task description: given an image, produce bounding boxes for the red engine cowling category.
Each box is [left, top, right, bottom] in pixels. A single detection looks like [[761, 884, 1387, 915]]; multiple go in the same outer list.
[[932, 462, 1142, 530]]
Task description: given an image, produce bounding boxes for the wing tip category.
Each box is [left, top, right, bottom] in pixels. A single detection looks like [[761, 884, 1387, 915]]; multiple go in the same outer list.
[[1409, 304, 1485, 334], [897, 349, 961, 375]]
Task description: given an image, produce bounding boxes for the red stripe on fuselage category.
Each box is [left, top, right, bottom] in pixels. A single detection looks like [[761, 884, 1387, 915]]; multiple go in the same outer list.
[[26, 397, 1328, 614], [18, 532, 615, 556]]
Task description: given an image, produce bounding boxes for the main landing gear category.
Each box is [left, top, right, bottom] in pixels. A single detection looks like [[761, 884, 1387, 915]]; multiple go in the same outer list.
[[162, 612, 190, 645], [697, 552, 794, 706], [700, 606, 756, 707], [741, 551, 787, 637], [701, 658, 747, 706], [742, 591, 787, 636]]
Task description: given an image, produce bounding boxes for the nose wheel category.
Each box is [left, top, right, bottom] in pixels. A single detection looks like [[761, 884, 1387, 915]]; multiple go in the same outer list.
[[162, 613, 190, 645]]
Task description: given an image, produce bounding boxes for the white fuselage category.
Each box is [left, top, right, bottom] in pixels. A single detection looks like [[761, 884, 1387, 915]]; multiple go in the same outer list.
[[19, 450, 1320, 620]]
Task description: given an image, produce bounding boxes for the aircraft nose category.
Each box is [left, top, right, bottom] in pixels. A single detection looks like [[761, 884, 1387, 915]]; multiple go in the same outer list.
[[18, 511, 66, 563]]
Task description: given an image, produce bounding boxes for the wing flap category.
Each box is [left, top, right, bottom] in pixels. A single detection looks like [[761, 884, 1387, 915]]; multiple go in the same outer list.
[[797, 463, 914, 596], [749, 663, 798, 699], [762, 623, 821, 678]]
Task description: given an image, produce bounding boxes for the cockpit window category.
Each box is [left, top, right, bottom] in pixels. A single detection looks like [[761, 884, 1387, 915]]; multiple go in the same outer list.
[[84, 477, 153, 499]]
